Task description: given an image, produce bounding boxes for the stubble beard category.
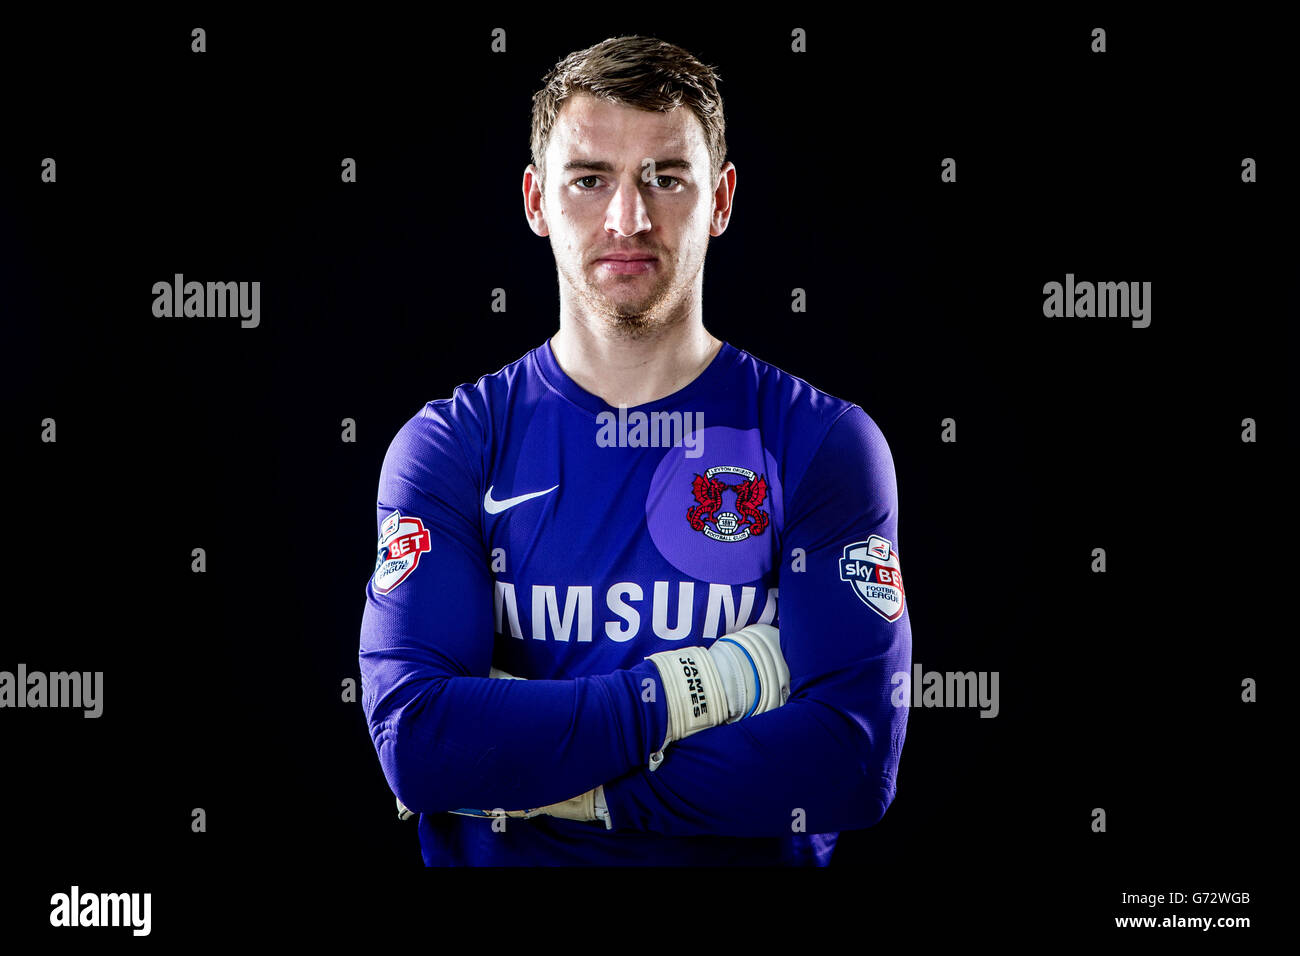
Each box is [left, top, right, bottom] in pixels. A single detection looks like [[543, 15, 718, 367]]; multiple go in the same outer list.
[[568, 254, 695, 342]]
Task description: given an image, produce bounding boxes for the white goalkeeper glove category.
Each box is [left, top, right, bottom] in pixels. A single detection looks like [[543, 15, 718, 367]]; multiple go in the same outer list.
[[446, 788, 607, 827], [643, 623, 790, 770], [401, 793, 607, 825]]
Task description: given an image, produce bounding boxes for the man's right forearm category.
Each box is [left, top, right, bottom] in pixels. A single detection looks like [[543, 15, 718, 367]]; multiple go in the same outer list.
[[361, 656, 667, 815]]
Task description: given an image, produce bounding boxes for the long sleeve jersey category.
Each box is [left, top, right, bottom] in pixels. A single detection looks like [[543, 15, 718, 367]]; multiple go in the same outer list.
[[358, 338, 911, 865]]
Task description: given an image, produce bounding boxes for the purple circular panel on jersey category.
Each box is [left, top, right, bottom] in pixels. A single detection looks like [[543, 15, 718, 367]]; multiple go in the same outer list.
[[646, 426, 782, 584]]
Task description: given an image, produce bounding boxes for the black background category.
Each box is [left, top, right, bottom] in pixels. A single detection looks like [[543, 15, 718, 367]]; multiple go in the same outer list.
[[1, 9, 1288, 943]]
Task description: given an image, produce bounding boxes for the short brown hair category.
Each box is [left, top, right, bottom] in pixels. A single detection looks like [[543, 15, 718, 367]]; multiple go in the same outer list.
[[530, 36, 727, 190]]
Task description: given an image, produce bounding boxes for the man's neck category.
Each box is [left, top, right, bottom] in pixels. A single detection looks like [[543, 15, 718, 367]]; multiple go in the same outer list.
[[549, 317, 723, 408]]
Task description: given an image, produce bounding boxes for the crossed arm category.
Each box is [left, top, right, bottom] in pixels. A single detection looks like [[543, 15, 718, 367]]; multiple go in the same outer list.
[[359, 403, 909, 837]]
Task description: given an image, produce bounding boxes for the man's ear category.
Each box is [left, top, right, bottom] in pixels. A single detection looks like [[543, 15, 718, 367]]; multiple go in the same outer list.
[[523, 164, 549, 237], [710, 161, 737, 237]]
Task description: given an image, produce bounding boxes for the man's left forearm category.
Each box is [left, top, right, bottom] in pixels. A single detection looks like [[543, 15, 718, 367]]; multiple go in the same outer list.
[[599, 696, 899, 838]]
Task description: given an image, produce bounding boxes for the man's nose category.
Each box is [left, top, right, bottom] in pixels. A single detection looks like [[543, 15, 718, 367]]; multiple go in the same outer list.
[[605, 177, 652, 237]]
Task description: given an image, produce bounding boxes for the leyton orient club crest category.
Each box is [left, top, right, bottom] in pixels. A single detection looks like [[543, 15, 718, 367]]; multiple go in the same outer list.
[[687, 465, 770, 542]]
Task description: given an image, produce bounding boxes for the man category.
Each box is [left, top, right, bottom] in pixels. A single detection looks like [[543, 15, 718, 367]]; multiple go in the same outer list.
[[358, 35, 911, 865]]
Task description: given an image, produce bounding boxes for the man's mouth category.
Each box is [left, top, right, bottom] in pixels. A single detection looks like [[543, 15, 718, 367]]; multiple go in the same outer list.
[[595, 256, 657, 275]]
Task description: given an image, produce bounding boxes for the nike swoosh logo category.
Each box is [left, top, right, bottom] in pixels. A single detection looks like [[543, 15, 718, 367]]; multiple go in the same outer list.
[[483, 484, 559, 515]]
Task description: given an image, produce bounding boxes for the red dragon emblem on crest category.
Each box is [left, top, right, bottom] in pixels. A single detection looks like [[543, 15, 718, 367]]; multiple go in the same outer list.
[[687, 466, 770, 542]]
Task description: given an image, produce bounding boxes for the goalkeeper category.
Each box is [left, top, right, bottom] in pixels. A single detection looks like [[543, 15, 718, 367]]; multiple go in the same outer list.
[[358, 35, 911, 866]]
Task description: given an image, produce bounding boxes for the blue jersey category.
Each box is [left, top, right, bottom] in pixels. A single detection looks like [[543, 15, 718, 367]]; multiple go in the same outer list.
[[358, 338, 911, 865]]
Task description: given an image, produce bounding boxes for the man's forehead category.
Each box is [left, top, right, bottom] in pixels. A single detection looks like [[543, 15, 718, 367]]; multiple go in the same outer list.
[[552, 93, 702, 157]]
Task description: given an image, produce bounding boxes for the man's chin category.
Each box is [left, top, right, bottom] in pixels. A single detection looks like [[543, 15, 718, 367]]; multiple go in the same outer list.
[[582, 298, 661, 334], [589, 293, 662, 323], [575, 279, 676, 331], [604, 313, 659, 339]]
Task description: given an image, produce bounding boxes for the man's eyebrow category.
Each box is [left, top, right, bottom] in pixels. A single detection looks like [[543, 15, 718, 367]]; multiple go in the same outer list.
[[562, 158, 694, 173]]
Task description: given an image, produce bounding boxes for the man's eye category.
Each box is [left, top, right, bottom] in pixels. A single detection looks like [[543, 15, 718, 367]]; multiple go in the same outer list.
[[572, 175, 680, 189]]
